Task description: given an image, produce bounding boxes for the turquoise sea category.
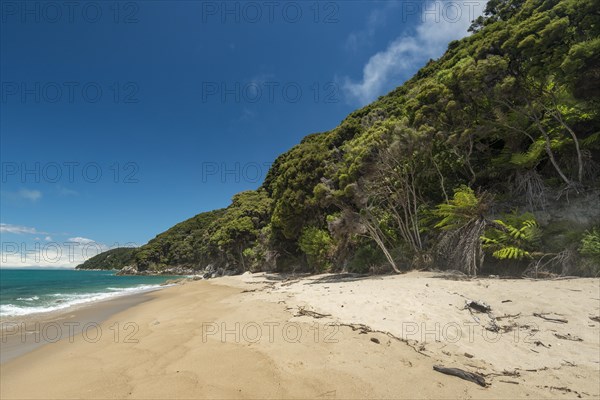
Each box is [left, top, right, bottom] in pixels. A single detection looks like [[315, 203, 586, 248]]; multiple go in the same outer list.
[[0, 269, 178, 317]]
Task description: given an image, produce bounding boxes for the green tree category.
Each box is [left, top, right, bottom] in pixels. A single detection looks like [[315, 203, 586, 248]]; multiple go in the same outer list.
[[298, 227, 334, 272]]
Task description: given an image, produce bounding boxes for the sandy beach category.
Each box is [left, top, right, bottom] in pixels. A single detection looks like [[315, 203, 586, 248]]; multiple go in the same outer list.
[[1, 271, 599, 399]]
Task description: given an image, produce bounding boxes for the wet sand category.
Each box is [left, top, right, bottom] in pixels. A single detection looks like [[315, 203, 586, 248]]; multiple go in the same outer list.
[[1, 291, 154, 363]]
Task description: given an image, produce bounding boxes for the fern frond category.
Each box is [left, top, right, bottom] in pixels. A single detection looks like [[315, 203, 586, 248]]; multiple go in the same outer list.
[[493, 246, 531, 260], [510, 139, 545, 168], [582, 132, 600, 148]]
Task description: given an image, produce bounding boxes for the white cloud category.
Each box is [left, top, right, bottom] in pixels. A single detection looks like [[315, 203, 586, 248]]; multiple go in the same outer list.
[[67, 237, 96, 244], [44, 236, 53, 241], [57, 186, 79, 196], [18, 189, 42, 202], [343, 0, 487, 105], [0, 223, 42, 235]]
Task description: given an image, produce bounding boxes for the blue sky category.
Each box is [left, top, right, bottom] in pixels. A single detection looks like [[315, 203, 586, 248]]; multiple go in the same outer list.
[[0, 0, 485, 267]]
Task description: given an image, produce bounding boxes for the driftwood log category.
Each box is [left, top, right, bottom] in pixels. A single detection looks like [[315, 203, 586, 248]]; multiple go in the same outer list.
[[465, 300, 491, 313], [295, 307, 331, 319], [433, 365, 487, 387], [533, 313, 568, 323]]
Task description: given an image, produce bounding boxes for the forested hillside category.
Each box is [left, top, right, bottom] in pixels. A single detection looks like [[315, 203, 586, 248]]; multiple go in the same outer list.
[[75, 247, 137, 270], [100, 0, 600, 276]]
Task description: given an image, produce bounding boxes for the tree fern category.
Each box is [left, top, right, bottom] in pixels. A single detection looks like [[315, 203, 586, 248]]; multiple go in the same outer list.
[[481, 213, 541, 260], [510, 138, 546, 168], [434, 185, 484, 230]]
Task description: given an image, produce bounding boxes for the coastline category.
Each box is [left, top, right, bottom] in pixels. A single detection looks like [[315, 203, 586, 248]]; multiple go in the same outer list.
[[1, 272, 599, 399], [0, 289, 158, 364]]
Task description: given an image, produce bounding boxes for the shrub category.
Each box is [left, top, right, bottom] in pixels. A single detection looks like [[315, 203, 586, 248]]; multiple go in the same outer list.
[[298, 227, 334, 272], [579, 228, 600, 275]]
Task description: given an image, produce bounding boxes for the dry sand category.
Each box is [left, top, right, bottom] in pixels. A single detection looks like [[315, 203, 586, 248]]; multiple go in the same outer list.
[[1, 271, 598, 399]]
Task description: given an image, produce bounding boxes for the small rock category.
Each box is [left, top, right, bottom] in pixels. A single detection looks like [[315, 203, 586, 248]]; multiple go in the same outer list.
[[464, 352, 474, 358], [370, 338, 380, 344]]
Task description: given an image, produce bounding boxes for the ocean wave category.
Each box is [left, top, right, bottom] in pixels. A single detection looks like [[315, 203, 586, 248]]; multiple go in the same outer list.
[[15, 296, 40, 301], [0, 284, 163, 317]]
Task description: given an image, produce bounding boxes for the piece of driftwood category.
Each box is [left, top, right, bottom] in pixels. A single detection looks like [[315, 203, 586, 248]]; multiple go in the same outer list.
[[295, 307, 331, 319], [589, 316, 600, 323], [496, 312, 521, 320], [433, 365, 487, 387], [554, 333, 583, 342], [534, 340, 551, 348], [339, 323, 430, 357], [465, 300, 491, 313], [533, 313, 568, 323]]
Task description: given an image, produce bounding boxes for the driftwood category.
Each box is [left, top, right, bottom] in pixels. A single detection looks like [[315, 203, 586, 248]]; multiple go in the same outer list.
[[295, 307, 331, 319], [339, 323, 430, 357], [589, 316, 600, 323], [433, 365, 487, 387], [496, 313, 521, 320], [554, 333, 583, 342], [465, 300, 491, 313], [533, 313, 568, 323]]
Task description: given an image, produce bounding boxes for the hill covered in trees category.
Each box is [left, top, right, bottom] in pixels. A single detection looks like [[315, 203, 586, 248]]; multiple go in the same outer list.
[[75, 247, 138, 270], [94, 0, 600, 277]]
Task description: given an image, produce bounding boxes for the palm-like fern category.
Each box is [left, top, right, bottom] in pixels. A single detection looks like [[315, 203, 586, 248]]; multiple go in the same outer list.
[[433, 186, 491, 276], [434, 185, 485, 230], [481, 214, 541, 260], [510, 138, 546, 168], [579, 228, 600, 264]]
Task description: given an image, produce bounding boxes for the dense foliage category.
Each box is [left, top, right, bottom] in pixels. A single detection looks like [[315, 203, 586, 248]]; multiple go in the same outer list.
[[75, 247, 137, 270], [94, 0, 600, 276]]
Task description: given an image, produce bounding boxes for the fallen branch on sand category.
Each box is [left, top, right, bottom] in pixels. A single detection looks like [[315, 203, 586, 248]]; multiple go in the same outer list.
[[465, 300, 491, 313], [339, 323, 430, 358], [295, 307, 331, 319], [496, 313, 521, 320], [554, 333, 583, 342], [538, 385, 586, 398], [463, 300, 499, 331], [533, 313, 568, 323], [433, 365, 487, 387]]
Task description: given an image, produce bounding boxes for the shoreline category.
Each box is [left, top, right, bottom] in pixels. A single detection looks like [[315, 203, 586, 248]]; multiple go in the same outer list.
[[1, 272, 599, 399], [0, 289, 159, 364]]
